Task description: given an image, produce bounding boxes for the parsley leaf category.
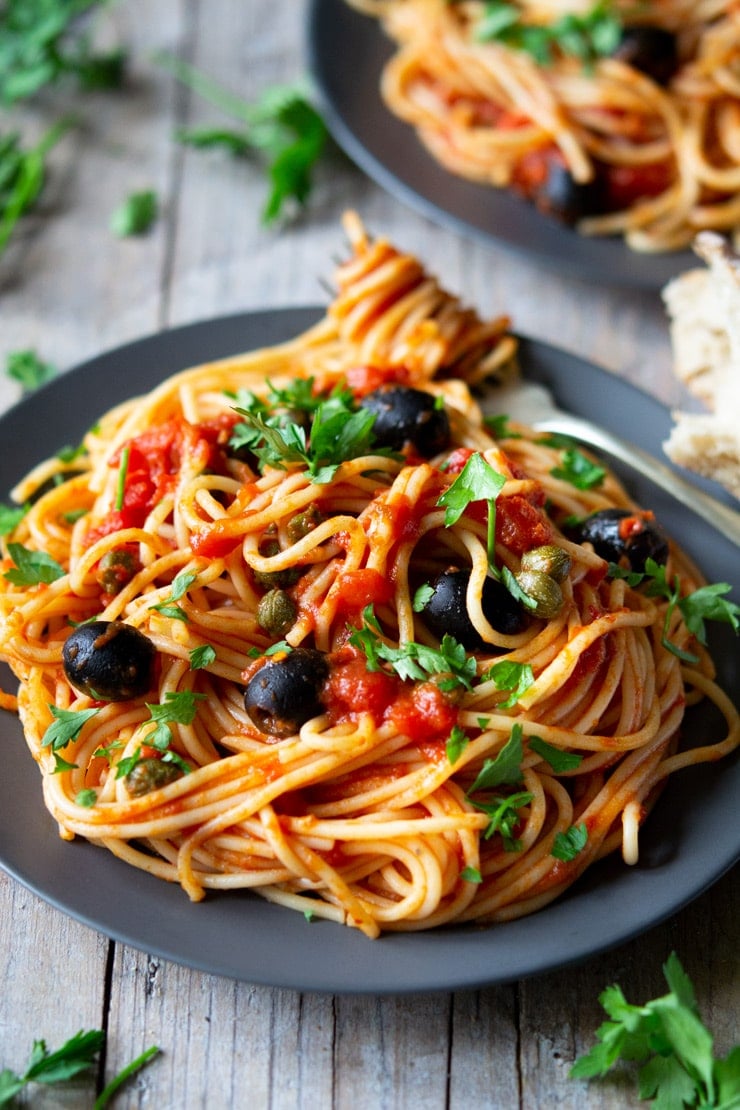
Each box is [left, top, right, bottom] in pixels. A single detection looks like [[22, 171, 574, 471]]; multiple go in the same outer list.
[[5, 348, 56, 391], [110, 189, 158, 237], [609, 558, 740, 664], [155, 54, 327, 224], [140, 690, 206, 750], [0, 501, 29, 535], [475, 1, 622, 68], [0, 117, 74, 258], [436, 452, 506, 570], [480, 659, 534, 708], [484, 413, 521, 440], [470, 790, 533, 850], [529, 735, 583, 772], [189, 643, 216, 670], [412, 583, 435, 612], [460, 866, 482, 883], [41, 705, 101, 751], [349, 607, 477, 692], [0, 0, 126, 104], [446, 724, 469, 764], [570, 951, 738, 1109], [551, 822, 588, 861], [467, 722, 524, 792], [3, 542, 64, 585], [149, 570, 197, 623], [550, 447, 606, 490]]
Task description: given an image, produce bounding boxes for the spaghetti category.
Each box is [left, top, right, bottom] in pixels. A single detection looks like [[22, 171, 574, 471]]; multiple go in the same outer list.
[[347, 0, 740, 253], [0, 215, 737, 937]]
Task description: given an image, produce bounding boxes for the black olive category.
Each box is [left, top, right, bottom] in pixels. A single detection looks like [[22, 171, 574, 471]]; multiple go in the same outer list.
[[612, 26, 679, 86], [534, 162, 602, 225], [359, 385, 451, 457], [569, 508, 669, 573], [421, 569, 529, 650], [62, 620, 156, 701], [244, 648, 329, 737]]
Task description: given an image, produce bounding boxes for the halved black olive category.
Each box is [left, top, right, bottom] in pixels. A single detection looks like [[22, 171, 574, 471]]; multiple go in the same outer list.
[[535, 162, 602, 225], [569, 508, 669, 573], [359, 385, 451, 457], [62, 620, 156, 701], [244, 648, 329, 737], [612, 26, 679, 86], [421, 569, 529, 650]]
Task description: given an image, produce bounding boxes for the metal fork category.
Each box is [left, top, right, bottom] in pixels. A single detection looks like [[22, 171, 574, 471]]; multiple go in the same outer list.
[[482, 380, 740, 548]]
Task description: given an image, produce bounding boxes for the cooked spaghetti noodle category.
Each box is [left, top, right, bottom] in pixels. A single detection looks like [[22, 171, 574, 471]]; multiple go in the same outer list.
[[0, 215, 737, 937], [347, 0, 740, 253]]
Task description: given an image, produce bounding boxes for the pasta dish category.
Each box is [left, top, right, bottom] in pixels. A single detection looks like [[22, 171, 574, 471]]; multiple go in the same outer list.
[[0, 214, 737, 937], [346, 0, 740, 253]]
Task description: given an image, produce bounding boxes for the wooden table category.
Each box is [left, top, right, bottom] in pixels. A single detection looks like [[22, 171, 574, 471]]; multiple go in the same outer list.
[[1, 3, 737, 1106]]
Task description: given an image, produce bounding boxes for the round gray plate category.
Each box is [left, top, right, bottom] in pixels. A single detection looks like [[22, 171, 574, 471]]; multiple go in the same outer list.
[[307, 0, 695, 291], [0, 308, 737, 993]]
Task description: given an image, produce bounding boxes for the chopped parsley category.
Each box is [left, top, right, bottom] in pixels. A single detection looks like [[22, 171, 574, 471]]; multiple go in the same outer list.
[[110, 189, 158, 237], [0, 118, 74, 258], [446, 724, 469, 764], [41, 705, 101, 751], [155, 54, 328, 224], [475, 2, 622, 68], [436, 452, 506, 571], [480, 659, 534, 708], [551, 822, 588, 861], [5, 348, 56, 391], [149, 570, 197, 623], [550, 447, 606, 490], [529, 736, 583, 773], [467, 722, 524, 793], [189, 643, 217, 670], [571, 951, 740, 1108], [460, 866, 482, 884], [350, 605, 477, 692], [0, 502, 29, 535], [3, 542, 65, 586], [609, 558, 740, 664], [465, 723, 532, 850]]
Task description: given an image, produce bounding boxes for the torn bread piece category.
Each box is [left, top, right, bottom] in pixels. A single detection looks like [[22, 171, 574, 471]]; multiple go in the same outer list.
[[662, 232, 740, 501]]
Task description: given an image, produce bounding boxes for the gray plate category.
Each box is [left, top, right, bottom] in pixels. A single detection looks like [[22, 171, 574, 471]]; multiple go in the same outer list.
[[0, 308, 737, 994], [307, 0, 695, 291]]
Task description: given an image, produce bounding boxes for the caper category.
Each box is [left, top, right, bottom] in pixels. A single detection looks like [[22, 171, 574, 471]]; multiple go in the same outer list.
[[253, 533, 303, 589], [257, 588, 297, 636], [515, 570, 564, 620], [96, 547, 142, 595], [520, 545, 571, 583], [287, 503, 324, 542], [125, 757, 184, 797]]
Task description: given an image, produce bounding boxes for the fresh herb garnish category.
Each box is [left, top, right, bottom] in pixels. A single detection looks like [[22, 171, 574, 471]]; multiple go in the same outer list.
[[467, 722, 524, 793], [350, 605, 477, 692], [0, 117, 74, 258], [155, 54, 327, 224], [460, 866, 482, 883], [570, 951, 740, 1108], [5, 347, 56, 391], [0, 501, 29, 535], [484, 413, 521, 440], [412, 583, 435, 612], [51, 752, 78, 773], [141, 689, 205, 750], [114, 444, 130, 512], [551, 822, 588, 861], [550, 447, 606, 490], [0, 1028, 158, 1109], [470, 790, 533, 850], [41, 705, 101, 751], [189, 643, 216, 670], [480, 659, 534, 708], [109, 189, 158, 237], [149, 570, 197, 623], [609, 558, 740, 664], [446, 724, 469, 764], [475, 1, 622, 67], [3, 542, 65, 585], [436, 452, 506, 571], [529, 735, 583, 772], [232, 393, 399, 484]]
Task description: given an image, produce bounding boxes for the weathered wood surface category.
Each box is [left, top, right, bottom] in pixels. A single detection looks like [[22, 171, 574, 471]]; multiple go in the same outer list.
[[0, 2, 737, 1107]]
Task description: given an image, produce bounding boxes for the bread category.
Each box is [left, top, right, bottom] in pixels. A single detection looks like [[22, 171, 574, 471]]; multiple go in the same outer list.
[[661, 232, 740, 500]]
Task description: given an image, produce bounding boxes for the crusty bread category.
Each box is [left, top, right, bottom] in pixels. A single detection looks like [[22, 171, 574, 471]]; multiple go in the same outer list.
[[661, 232, 740, 501]]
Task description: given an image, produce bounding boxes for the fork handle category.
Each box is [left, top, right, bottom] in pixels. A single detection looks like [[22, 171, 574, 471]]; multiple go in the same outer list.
[[535, 413, 740, 549]]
